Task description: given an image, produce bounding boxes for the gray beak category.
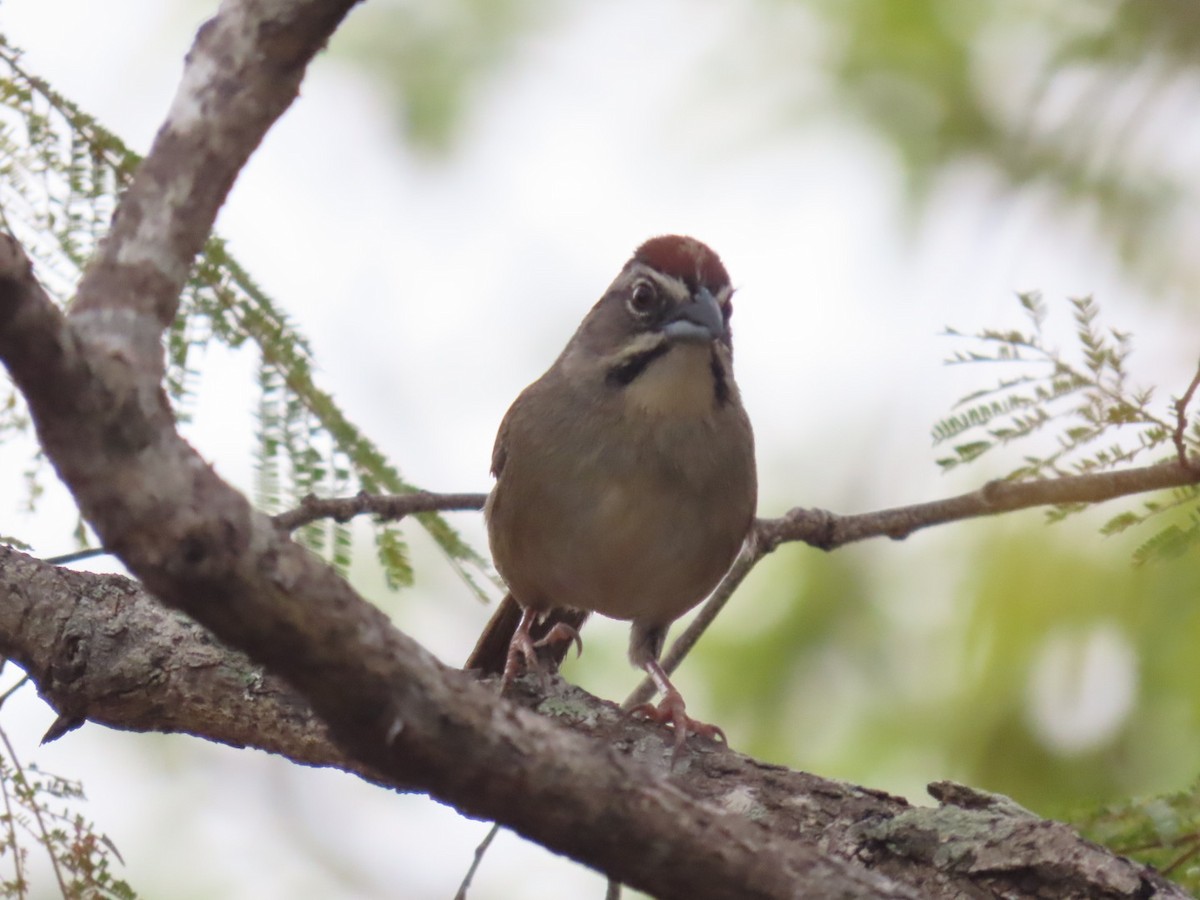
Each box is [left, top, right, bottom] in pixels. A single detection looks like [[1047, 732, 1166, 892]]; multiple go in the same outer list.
[[661, 287, 728, 344]]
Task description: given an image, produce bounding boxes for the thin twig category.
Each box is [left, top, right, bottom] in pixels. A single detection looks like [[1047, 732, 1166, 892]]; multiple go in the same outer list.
[[1162, 833, 1200, 876], [623, 534, 766, 710], [273, 490, 486, 532], [41, 493, 487, 557], [454, 822, 501, 900], [0, 675, 29, 710], [1172, 361, 1200, 467], [763, 458, 1200, 549], [44, 547, 109, 566], [0, 726, 68, 897], [624, 457, 1200, 709], [0, 732, 22, 898]]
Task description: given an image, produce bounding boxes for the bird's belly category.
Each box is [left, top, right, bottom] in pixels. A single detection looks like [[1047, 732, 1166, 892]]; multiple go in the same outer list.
[[492, 472, 744, 625]]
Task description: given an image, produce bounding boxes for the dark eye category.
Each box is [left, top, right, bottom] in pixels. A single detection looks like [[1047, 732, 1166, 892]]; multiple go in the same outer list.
[[626, 280, 659, 318]]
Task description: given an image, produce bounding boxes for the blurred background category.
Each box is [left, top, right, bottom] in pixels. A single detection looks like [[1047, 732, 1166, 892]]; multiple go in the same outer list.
[[1, 0, 1200, 897]]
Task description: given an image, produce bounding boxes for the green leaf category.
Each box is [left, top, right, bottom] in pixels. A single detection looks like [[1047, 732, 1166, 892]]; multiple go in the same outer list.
[[0, 39, 491, 595]]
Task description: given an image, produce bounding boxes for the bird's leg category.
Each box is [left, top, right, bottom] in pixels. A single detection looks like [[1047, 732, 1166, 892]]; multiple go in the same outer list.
[[631, 658, 727, 759], [502, 607, 541, 691], [502, 610, 584, 692]]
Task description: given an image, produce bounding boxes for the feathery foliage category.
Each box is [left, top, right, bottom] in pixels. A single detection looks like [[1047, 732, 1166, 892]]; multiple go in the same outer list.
[[0, 36, 489, 594], [937, 292, 1200, 561], [0, 715, 135, 900], [1078, 780, 1200, 892]]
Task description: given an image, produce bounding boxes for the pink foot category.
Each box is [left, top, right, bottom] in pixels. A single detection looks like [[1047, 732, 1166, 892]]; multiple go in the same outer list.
[[630, 687, 726, 760], [502, 615, 584, 691], [536, 622, 583, 658], [501, 626, 539, 692]]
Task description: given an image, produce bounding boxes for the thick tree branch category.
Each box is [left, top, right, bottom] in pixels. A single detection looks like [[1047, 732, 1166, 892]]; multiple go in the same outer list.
[[0, 545, 370, 775], [71, 0, 363, 332], [0, 5, 892, 892], [0, 545, 1184, 899]]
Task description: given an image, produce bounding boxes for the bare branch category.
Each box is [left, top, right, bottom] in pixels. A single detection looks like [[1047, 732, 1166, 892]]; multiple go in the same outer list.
[[1173, 361, 1200, 467], [43, 548, 110, 566], [265, 459, 1200, 714], [33, 490, 488, 567], [764, 460, 1200, 550], [272, 490, 486, 532], [623, 534, 761, 710], [625, 458, 1200, 707], [454, 823, 500, 900]]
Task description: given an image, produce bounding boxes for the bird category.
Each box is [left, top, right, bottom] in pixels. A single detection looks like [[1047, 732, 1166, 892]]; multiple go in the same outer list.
[[465, 235, 757, 754]]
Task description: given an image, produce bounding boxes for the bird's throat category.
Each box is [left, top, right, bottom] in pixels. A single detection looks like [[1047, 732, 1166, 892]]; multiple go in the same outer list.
[[621, 343, 718, 419]]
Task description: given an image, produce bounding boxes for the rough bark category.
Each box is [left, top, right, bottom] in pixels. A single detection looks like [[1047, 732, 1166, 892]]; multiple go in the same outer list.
[[0, 545, 1184, 899]]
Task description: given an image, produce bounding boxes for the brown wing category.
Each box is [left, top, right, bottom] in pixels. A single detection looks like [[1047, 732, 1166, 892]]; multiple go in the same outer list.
[[464, 593, 590, 675], [472, 385, 589, 674]]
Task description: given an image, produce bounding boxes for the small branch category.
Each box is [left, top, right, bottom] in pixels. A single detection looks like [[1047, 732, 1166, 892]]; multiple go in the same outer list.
[[272, 490, 486, 532], [623, 533, 763, 709], [44, 547, 110, 566], [0, 675, 29, 710], [0, 727, 69, 897], [627, 457, 1200, 708], [454, 823, 501, 900], [764, 459, 1200, 550], [1164, 836, 1200, 877], [37, 493, 487, 561], [38, 493, 487, 564], [1172, 361, 1200, 467], [0, 733, 21, 895]]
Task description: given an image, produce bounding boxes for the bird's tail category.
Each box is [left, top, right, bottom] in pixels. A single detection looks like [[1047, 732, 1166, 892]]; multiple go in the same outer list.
[[464, 593, 590, 674]]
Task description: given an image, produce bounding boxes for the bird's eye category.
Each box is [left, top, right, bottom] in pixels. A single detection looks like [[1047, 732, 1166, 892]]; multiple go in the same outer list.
[[627, 281, 659, 318]]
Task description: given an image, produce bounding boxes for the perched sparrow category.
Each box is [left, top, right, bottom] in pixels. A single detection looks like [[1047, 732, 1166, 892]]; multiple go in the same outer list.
[[466, 235, 757, 753]]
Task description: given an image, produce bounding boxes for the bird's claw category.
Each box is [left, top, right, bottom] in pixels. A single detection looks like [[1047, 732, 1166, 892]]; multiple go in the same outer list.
[[535, 622, 583, 658], [501, 628, 541, 692], [629, 689, 726, 761], [502, 621, 584, 692]]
